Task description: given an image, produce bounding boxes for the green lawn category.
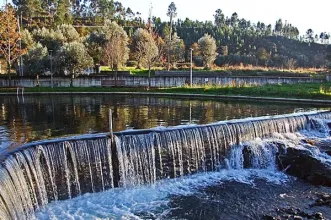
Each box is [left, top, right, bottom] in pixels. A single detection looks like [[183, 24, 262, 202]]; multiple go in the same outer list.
[[98, 66, 325, 78], [99, 66, 159, 76], [1, 83, 331, 100]]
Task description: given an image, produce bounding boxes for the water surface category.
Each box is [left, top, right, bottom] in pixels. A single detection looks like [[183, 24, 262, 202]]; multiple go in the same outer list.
[[0, 94, 327, 150]]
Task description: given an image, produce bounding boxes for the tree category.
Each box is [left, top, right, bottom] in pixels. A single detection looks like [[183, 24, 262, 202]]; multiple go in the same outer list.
[[0, 5, 26, 84], [230, 12, 238, 27], [132, 28, 158, 87], [198, 34, 218, 69], [54, 0, 72, 26], [214, 9, 225, 26], [165, 32, 185, 68], [320, 32, 330, 44], [23, 42, 48, 76], [13, 0, 42, 26], [33, 27, 66, 52], [166, 2, 177, 70], [102, 20, 129, 85], [220, 45, 228, 56], [275, 19, 283, 36], [131, 28, 147, 68], [132, 28, 159, 68], [284, 58, 297, 70], [326, 45, 331, 69], [256, 47, 271, 66], [55, 42, 93, 78], [58, 24, 80, 43], [21, 29, 35, 50], [191, 42, 200, 56], [85, 30, 106, 65], [306, 29, 314, 45], [154, 35, 166, 64]]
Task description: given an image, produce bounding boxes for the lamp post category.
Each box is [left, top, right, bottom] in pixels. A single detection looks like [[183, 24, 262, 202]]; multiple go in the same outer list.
[[49, 50, 53, 88], [190, 48, 193, 87]]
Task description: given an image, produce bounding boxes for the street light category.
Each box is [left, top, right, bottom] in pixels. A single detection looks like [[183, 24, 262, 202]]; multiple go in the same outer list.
[[190, 48, 193, 88], [49, 50, 53, 88]]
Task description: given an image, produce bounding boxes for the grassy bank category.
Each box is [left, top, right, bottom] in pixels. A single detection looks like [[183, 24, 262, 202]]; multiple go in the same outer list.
[[1, 83, 331, 100], [99, 66, 326, 77]]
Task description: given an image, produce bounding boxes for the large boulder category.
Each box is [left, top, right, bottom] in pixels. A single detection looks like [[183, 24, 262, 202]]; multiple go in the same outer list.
[[277, 145, 331, 186]]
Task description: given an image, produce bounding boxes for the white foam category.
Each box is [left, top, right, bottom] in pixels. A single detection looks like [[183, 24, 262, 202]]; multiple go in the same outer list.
[[35, 169, 288, 219]]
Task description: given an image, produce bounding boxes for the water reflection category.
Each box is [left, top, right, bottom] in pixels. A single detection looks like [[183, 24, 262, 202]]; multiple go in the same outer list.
[[0, 95, 328, 149]]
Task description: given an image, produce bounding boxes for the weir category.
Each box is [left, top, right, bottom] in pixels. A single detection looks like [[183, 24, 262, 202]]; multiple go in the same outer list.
[[0, 110, 331, 219]]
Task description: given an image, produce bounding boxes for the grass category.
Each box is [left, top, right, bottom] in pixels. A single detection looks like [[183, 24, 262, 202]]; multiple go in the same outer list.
[[157, 83, 331, 100], [99, 66, 162, 76], [1, 83, 331, 100], [99, 65, 327, 78]]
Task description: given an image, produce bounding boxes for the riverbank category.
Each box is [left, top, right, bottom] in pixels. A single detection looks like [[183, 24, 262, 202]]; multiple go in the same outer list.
[[1, 83, 331, 103]]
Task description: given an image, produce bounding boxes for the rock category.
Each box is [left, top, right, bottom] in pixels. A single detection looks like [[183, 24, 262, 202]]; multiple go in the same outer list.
[[263, 215, 278, 220], [277, 147, 331, 187], [327, 122, 331, 130], [315, 212, 324, 219], [293, 216, 302, 220], [311, 193, 331, 207], [243, 145, 253, 168]]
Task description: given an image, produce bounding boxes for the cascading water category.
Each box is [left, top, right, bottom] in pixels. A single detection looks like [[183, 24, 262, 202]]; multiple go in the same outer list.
[[0, 137, 114, 220], [0, 111, 330, 219]]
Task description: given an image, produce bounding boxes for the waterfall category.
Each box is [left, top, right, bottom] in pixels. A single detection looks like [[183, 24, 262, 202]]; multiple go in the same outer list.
[[0, 137, 113, 220], [0, 111, 330, 219], [115, 113, 308, 187]]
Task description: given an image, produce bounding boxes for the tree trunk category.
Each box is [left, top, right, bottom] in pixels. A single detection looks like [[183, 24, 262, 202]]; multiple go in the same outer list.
[[70, 73, 74, 87], [168, 17, 173, 71], [148, 63, 151, 89], [7, 62, 11, 87], [115, 69, 118, 87]]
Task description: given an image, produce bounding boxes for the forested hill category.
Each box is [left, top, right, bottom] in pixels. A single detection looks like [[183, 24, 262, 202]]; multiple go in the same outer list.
[[153, 20, 328, 67], [1, 0, 330, 77]]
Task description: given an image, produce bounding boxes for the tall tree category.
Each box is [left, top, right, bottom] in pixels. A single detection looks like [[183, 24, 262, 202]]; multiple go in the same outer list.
[[56, 42, 93, 78], [13, 0, 42, 26], [0, 5, 26, 84], [132, 28, 158, 87], [275, 19, 283, 36], [214, 9, 225, 26], [54, 0, 72, 26], [198, 34, 218, 68], [85, 30, 106, 66], [166, 2, 177, 70], [23, 42, 48, 76], [306, 28, 314, 45], [164, 32, 185, 68], [230, 12, 238, 27], [102, 20, 129, 85]]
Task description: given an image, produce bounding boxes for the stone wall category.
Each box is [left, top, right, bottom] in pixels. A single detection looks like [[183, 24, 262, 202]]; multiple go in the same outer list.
[[0, 75, 324, 88]]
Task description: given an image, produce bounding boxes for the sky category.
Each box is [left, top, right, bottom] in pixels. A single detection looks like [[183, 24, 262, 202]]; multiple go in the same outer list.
[[120, 0, 330, 36]]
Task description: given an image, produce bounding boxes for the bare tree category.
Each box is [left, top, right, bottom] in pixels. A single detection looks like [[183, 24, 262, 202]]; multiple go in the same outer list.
[[284, 58, 297, 70]]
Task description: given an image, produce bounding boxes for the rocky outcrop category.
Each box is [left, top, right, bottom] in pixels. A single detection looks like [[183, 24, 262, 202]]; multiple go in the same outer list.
[[277, 141, 331, 187]]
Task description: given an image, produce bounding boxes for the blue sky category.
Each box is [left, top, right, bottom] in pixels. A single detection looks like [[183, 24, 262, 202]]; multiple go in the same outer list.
[[120, 0, 330, 36]]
